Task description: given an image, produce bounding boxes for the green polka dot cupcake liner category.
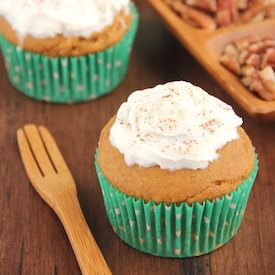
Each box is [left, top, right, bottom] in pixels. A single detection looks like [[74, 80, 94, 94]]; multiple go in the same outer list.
[[0, 3, 138, 103], [95, 151, 258, 258]]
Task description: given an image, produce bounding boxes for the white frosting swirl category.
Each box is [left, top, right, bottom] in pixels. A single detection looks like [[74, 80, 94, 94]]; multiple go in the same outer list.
[[0, 0, 130, 39], [110, 81, 243, 170]]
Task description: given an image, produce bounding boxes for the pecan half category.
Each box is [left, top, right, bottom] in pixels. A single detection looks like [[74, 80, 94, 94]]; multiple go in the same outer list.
[[217, 0, 239, 27], [168, 0, 217, 29], [185, 0, 217, 12], [240, 2, 275, 23]]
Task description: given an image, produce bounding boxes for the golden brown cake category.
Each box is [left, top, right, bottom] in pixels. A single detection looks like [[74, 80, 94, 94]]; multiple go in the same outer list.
[[98, 117, 254, 204]]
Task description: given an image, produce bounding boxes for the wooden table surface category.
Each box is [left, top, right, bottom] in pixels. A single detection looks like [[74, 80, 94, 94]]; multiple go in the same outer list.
[[1, 2, 275, 275]]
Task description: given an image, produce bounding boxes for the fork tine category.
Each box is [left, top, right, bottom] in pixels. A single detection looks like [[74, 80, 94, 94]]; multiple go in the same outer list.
[[24, 124, 56, 176], [17, 129, 43, 183], [38, 126, 71, 175]]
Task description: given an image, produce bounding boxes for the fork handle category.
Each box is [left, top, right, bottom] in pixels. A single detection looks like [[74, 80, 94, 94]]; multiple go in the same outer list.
[[54, 191, 112, 275]]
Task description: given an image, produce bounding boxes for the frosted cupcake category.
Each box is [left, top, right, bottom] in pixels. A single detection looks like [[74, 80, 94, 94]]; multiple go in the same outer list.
[[95, 81, 258, 257], [0, 0, 138, 103]]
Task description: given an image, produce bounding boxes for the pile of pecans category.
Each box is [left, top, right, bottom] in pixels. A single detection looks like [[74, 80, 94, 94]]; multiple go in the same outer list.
[[220, 36, 275, 100], [164, 0, 275, 30]]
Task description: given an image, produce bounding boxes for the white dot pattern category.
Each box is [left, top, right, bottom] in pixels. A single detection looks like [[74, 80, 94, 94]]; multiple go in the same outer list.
[[95, 117, 258, 257]]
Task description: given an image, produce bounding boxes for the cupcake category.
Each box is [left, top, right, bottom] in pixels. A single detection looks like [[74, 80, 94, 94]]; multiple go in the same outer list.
[[95, 81, 258, 258], [0, 0, 138, 103]]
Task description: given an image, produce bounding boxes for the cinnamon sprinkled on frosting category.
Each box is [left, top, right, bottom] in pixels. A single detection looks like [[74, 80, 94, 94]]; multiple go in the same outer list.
[[109, 81, 243, 170]]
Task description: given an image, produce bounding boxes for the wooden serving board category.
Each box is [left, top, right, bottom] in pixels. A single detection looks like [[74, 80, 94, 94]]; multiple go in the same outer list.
[[148, 0, 275, 120]]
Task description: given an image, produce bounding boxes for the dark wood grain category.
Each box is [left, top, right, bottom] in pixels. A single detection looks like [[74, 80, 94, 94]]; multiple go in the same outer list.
[[0, 1, 274, 274]]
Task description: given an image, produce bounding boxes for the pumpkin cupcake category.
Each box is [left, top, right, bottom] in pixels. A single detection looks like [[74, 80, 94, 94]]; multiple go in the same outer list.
[[95, 81, 258, 257], [0, 0, 138, 103]]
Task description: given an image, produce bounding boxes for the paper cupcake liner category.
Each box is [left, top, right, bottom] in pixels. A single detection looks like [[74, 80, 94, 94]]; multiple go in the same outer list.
[[0, 4, 138, 103], [95, 151, 258, 258]]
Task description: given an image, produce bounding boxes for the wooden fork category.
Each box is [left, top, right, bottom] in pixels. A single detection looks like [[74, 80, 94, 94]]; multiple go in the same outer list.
[[17, 124, 112, 275]]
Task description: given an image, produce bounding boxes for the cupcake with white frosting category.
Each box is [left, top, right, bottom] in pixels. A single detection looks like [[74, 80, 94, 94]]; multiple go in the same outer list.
[[95, 81, 258, 257], [0, 0, 138, 103]]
